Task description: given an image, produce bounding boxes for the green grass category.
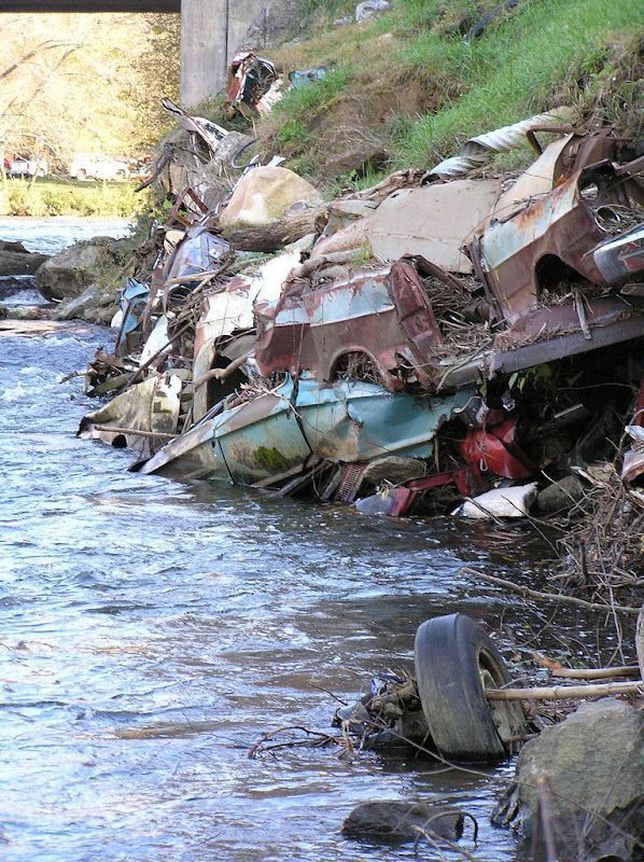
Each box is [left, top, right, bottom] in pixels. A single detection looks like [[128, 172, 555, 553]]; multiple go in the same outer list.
[[277, 118, 311, 149], [396, 0, 643, 166], [0, 177, 150, 217], [261, 65, 354, 170], [259, 0, 642, 178], [273, 65, 353, 121]]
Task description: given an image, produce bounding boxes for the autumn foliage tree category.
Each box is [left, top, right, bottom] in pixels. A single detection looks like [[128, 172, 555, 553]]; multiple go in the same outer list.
[[0, 12, 180, 172]]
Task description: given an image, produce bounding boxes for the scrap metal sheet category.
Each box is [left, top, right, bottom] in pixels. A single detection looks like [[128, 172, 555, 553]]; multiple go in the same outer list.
[[369, 180, 502, 272]]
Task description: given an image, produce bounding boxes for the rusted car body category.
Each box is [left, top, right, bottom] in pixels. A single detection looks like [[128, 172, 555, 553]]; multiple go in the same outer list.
[[474, 160, 642, 320], [254, 144, 642, 399], [81, 123, 643, 516], [593, 224, 644, 285], [162, 224, 230, 287], [254, 258, 449, 390], [139, 375, 475, 488]]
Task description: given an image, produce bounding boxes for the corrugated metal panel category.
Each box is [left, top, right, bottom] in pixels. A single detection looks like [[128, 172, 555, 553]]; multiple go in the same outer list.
[[427, 110, 570, 180]]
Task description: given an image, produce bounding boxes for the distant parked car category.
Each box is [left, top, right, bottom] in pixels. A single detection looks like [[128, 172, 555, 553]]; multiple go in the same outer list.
[[69, 154, 131, 182], [6, 156, 48, 178]]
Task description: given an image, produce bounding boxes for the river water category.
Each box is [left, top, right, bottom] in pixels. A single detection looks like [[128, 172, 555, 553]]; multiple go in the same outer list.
[[0, 218, 607, 862]]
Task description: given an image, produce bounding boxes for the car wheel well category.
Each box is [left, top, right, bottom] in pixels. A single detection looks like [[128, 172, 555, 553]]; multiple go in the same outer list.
[[535, 254, 591, 300], [330, 350, 387, 386]]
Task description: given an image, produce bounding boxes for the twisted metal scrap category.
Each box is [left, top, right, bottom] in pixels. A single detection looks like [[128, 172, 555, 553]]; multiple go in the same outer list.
[[427, 108, 572, 180]]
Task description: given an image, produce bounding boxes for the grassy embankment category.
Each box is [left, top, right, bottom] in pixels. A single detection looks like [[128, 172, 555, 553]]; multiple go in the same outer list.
[[255, 0, 643, 188], [0, 177, 149, 218]]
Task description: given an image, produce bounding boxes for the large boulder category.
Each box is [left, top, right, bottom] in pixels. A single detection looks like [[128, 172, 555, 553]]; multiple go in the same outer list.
[[495, 699, 643, 862], [219, 166, 323, 231], [36, 238, 116, 301], [0, 239, 48, 276], [0, 304, 55, 321]]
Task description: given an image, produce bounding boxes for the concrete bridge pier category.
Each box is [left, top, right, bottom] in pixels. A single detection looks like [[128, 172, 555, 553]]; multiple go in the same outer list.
[[180, 0, 272, 108]]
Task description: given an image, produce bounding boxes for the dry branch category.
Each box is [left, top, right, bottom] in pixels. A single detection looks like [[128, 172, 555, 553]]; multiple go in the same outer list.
[[551, 665, 640, 680], [248, 724, 339, 759], [486, 680, 642, 701], [220, 206, 328, 252], [460, 567, 641, 616]]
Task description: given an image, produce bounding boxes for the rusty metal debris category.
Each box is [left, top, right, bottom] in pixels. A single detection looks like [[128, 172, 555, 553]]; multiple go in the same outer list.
[[475, 157, 643, 320], [76, 118, 642, 575], [224, 52, 281, 118], [368, 178, 502, 272]]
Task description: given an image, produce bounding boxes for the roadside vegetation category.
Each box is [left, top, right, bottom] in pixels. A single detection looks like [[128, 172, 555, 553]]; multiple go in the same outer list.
[[0, 178, 149, 218], [256, 0, 643, 186]]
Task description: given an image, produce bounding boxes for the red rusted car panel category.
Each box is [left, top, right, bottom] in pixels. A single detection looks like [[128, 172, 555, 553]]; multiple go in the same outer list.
[[492, 297, 640, 351], [476, 161, 639, 320], [254, 258, 445, 390], [459, 418, 533, 479], [387, 467, 487, 516]]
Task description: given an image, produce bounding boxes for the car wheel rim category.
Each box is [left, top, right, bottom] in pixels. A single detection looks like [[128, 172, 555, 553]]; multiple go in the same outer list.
[[478, 651, 514, 746]]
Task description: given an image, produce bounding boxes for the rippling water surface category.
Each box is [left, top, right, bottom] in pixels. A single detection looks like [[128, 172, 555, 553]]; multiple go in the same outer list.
[[1, 219, 598, 862]]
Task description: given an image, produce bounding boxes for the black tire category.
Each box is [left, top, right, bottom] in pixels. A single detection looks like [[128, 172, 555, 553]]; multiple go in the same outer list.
[[230, 140, 258, 170], [414, 613, 525, 762]]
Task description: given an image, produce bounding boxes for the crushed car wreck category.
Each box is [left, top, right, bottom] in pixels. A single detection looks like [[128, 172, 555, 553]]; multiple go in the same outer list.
[[77, 111, 643, 536]]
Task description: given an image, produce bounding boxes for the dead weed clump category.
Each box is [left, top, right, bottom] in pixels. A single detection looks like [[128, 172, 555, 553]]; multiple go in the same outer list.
[[553, 468, 643, 611]]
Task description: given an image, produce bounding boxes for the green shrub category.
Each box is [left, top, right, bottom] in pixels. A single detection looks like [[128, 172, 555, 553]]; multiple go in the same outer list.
[[1, 179, 149, 217]]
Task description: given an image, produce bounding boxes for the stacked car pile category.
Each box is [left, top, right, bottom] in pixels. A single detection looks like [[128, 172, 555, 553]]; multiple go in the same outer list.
[[77, 104, 643, 557]]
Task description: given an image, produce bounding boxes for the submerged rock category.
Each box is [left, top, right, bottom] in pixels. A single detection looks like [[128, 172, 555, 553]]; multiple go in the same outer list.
[[0, 239, 48, 276], [2, 304, 55, 321], [495, 699, 643, 862], [0, 239, 29, 253], [536, 474, 584, 512], [342, 800, 464, 843], [54, 283, 116, 325]]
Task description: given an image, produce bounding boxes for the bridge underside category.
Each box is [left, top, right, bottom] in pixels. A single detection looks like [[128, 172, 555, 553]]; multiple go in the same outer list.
[[0, 2, 180, 10]]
